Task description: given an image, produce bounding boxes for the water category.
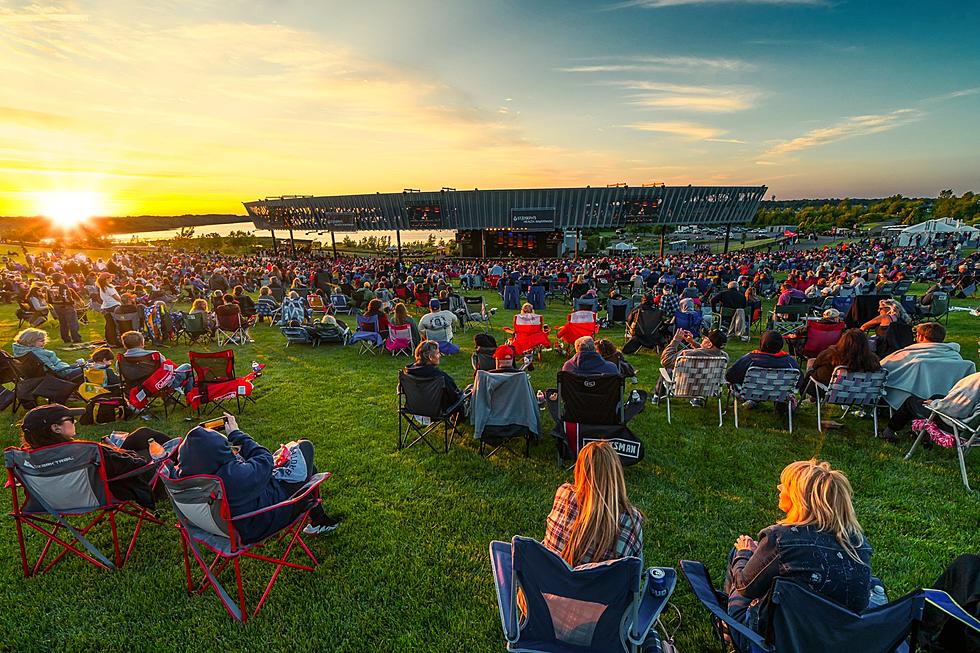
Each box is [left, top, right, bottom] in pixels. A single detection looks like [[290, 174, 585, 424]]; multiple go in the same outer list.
[[110, 221, 454, 245]]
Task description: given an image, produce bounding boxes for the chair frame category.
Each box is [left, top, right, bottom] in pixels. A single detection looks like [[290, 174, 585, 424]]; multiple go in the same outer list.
[[728, 366, 802, 433], [659, 354, 728, 427], [188, 349, 256, 416], [463, 296, 493, 333], [906, 407, 979, 491], [215, 310, 252, 347], [804, 366, 887, 437], [397, 371, 465, 453]]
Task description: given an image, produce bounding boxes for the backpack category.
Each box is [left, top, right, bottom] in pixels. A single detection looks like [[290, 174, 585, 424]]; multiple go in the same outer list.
[[81, 394, 132, 425]]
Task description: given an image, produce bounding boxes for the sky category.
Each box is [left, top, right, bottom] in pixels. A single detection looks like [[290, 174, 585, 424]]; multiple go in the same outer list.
[[1, 0, 979, 217]]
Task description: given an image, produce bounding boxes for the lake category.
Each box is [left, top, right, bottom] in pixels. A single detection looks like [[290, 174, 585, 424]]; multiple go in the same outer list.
[[110, 221, 456, 245]]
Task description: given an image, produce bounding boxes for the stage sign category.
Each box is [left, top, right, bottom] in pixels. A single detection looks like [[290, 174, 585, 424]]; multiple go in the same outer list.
[[323, 212, 357, 232], [406, 202, 443, 229], [621, 198, 661, 225], [511, 208, 556, 231]]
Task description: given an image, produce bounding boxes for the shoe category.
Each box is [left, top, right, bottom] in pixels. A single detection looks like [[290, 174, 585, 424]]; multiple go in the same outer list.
[[742, 400, 758, 410], [878, 428, 899, 443], [689, 398, 704, 407], [650, 394, 660, 406], [303, 517, 342, 535], [821, 420, 844, 429]]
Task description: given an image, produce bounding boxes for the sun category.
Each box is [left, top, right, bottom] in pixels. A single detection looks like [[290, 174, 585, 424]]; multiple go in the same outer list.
[[38, 191, 105, 230]]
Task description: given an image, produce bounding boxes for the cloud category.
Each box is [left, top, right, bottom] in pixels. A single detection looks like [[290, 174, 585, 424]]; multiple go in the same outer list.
[[628, 121, 727, 140], [608, 0, 826, 9], [763, 108, 923, 156], [560, 55, 754, 73]]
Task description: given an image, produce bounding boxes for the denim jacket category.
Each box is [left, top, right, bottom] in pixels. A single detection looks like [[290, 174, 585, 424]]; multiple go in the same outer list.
[[732, 523, 873, 614]]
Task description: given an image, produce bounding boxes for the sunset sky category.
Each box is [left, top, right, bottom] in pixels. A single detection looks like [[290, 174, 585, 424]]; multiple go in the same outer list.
[[2, 0, 979, 217]]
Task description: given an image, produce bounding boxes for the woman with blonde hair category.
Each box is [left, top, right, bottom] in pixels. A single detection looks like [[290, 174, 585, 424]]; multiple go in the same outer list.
[[861, 298, 914, 357], [544, 441, 643, 566], [723, 459, 872, 649]]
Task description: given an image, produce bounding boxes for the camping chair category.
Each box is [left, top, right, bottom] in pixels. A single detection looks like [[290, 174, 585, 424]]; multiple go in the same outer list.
[[624, 307, 669, 353], [385, 323, 414, 357], [215, 310, 252, 346], [804, 366, 888, 437], [112, 310, 142, 336], [490, 536, 676, 653], [16, 301, 48, 329], [5, 442, 163, 577], [607, 298, 632, 326], [504, 313, 551, 359], [187, 349, 257, 416], [157, 467, 329, 623], [349, 314, 383, 355], [527, 284, 546, 310], [556, 310, 599, 355], [892, 279, 912, 296], [769, 303, 811, 336], [470, 370, 540, 458], [280, 325, 314, 347], [254, 296, 280, 325], [679, 559, 926, 653], [906, 407, 980, 491], [549, 372, 644, 468], [117, 352, 185, 418], [414, 289, 431, 309], [574, 296, 599, 313], [306, 293, 328, 319], [329, 293, 354, 315], [1, 350, 80, 411], [178, 312, 212, 345], [917, 292, 950, 325], [397, 370, 466, 453], [448, 294, 469, 330], [658, 353, 728, 427], [795, 320, 845, 361], [728, 366, 802, 433], [463, 296, 494, 332], [673, 310, 704, 336], [312, 321, 350, 347]]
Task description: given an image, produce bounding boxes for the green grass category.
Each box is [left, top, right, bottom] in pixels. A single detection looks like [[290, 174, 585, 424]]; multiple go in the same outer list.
[[1, 290, 978, 652]]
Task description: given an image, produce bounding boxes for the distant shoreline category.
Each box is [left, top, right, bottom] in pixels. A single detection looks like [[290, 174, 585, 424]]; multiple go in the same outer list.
[[0, 214, 249, 235]]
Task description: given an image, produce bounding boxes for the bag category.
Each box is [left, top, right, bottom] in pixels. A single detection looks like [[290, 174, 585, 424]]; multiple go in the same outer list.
[[81, 395, 131, 425], [0, 386, 15, 411]]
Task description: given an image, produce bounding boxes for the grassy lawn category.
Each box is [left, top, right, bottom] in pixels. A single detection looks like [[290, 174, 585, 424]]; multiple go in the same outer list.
[[0, 289, 977, 652]]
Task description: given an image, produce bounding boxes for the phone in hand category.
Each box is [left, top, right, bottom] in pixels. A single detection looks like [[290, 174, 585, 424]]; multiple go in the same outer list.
[[199, 416, 228, 435]]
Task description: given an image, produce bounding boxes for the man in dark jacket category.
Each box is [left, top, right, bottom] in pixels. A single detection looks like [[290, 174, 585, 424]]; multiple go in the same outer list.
[[176, 413, 339, 542], [726, 331, 800, 415], [562, 336, 619, 376]]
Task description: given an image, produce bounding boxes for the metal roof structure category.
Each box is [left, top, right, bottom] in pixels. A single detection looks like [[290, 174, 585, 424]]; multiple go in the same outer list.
[[243, 185, 767, 233]]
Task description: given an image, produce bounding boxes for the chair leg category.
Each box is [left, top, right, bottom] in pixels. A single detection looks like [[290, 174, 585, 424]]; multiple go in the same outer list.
[[905, 427, 928, 460], [733, 397, 739, 429], [872, 406, 879, 438], [955, 427, 971, 491], [815, 390, 823, 433], [717, 397, 723, 427]]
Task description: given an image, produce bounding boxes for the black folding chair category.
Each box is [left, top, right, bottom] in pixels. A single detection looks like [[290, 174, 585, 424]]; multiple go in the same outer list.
[[397, 370, 465, 453]]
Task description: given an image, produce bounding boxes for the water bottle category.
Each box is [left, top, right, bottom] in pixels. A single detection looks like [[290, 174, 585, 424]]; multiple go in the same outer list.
[[868, 584, 887, 608], [251, 360, 260, 373], [147, 438, 166, 461]]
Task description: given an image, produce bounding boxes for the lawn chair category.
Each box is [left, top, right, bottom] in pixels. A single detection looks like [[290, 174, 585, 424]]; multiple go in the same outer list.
[[607, 298, 632, 326], [187, 349, 257, 416], [349, 314, 383, 355], [117, 352, 185, 418], [5, 441, 163, 577], [157, 467, 329, 623], [769, 303, 811, 336], [892, 279, 912, 296], [556, 310, 599, 355], [504, 313, 551, 358], [397, 370, 466, 453], [215, 309, 252, 346], [306, 293, 328, 319], [906, 407, 980, 491], [463, 296, 494, 332], [680, 559, 925, 653], [470, 370, 540, 458], [673, 310, 704, 336], [795, 320, 845, 361], [254, 296, 280, 325], [574, 296, 599, 313], [111, 309, 142, 336], [804, 366, 888, 437], [624, 307, 669, 353], [385, 323, 414, 357], [527, 284, 546, 310], [280, 325, 314, 347], [728, 366, 802, 433], [179, 312, 213, 345], [490, 536, 676, 653], [330, 293, 355, 315], [658, 353, 728, 427], [0, 350, 79, 411], [312, 321, 350, 347], [917, 292, 950, 325]]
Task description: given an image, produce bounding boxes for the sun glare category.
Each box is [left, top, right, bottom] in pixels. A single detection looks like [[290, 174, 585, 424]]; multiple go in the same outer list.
[[38, 191, 105, 230]]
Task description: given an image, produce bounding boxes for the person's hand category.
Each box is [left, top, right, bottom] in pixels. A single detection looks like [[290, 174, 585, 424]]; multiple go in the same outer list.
[[223, 412, 239, 433], [735, 535, 757, 551]]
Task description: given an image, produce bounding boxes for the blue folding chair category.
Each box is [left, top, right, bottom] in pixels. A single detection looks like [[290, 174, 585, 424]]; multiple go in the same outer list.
[[490, 536, 675, 652], [348, 314, 383, 355], [503, 284, 521, 310], [574, 296, 599, 313], [527, 285, 547, 311], [680, 559, 925, 653]]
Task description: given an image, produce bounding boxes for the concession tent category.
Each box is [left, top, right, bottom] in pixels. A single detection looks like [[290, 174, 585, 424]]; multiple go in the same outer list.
[[607, 242, 639, 254], [896, 218, 980, 247]]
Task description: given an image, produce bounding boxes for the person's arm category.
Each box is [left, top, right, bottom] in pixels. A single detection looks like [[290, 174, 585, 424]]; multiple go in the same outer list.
[[36, 348, 72, 372], [660, 333, 685, 368], [222, 416, 275, 485], [860, 314, 884, 331], [543, 484, 574, 555], [730, 528, 781, 600], [725, 355, 750, 384]]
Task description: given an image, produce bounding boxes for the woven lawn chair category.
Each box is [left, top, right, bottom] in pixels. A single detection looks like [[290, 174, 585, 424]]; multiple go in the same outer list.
[[5, 441, 163, 577], [728, 366, 802, 433], [280, 325, 314, 347], [490, 536, 676, 653], [349, 314, 383, 355], [658, 353, 728, 427], [804, 366, 888, 437], [157, 467, 329, 622], [906, 407, 980, 491]]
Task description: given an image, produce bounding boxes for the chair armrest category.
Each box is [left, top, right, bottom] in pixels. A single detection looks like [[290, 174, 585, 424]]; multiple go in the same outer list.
[[923, 588, 980, 633], [490, 540, 519, 642], [925, 407, 973, 432], [658, 368, 674, 386], [629, 567, 677, 645], [231, 472, 331, 521], [679, 560, 771, 652], [107, 458, 166, 483]]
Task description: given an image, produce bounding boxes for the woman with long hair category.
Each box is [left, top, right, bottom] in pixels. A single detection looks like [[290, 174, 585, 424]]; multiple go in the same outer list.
[[724, 460, 872, 650], [861, 298, 914, 358], [96, 272, 122, 346], [805, 328, 880, 397], [364, 298, 389, 337], [390, 301, 420, 344], [544, 441, 643, 566]]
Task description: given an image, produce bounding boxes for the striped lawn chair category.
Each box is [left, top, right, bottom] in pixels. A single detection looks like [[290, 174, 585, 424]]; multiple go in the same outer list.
[[805, 366, 888, 437], [728, 366, 802, 433], [658, 354, 728, 427]]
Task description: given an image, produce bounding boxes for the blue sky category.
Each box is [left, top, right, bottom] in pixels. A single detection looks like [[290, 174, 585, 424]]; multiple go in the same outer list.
[[1, 0, 978, 216]]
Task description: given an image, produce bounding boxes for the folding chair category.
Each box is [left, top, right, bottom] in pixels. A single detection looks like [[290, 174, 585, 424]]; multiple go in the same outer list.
[[157, 468, 329, 623], [527, 284, 546, 310], [906, 407, 979, 491], [728, 366, 802, 433], [805, 366, 888, 437], [502, 284, 521, 310], [892, 279, 912, 296], [659, 354, 728, 427], [384, 323, 414, 357], [470, 370, 540, 458], [306, 293, 328, 319], [187, 350, 257, 416], [448, 294, 470, 331], [795, 320, 845, 361], [349, 314, 383, 355], [624, 307, 669, 353], [397, 370, 465, 453], [673, 310, 704, 336], [112, 310, 142, 337], [179, 312, 213, 345], [5, 442, 163, 577], [0, 350, 80, 411], [463, 296, 493, 332], [574, 296, 599, 313], [556, 310, 599, 355], [312, 322, 351, 347], [16, 301, 48, 329], [117, 352, 185, 418], [606, 298, 632, 326], [490, 536, 676, 653], [215, 310, 252, 346], [280, 325, 314, 347], [917, 292, 950, 325], [680, 559, 925, 653], [254, 296, 281, 325], [504, 313, 551, 358], [769, 303, 810, 336]]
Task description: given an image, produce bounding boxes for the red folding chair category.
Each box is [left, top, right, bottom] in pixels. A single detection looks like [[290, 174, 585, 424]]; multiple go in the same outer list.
[[556, 310, 599, 354], [4, 441, 163, 577], [187, 350, 258, 416], [799, 320, 846, 360], [117, 352, 185, 417], [157, 468, 330, 622], [505, 313, 552, 358]]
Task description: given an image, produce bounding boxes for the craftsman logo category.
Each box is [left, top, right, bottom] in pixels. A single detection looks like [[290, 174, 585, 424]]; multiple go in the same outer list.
[[580, 437, 641, 460]]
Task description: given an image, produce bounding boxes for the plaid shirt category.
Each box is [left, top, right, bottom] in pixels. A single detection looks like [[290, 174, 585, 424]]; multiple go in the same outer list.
[[543, 483, 643, 564], [659, 293, 681, 317]]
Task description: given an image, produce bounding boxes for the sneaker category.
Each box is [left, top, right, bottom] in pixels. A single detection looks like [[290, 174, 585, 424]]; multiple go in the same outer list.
[[878, 428, 899, 444], [650, 394, 660, 406], [689, 398, 704, 407], [303, 517, 342, 536], [742, 400, 758, 410]]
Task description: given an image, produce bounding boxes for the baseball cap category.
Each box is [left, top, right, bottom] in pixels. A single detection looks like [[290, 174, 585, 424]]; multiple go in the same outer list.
[[493, 345, 516, 360], [429, 299, 441, 310], [20, 404, 84, 436]]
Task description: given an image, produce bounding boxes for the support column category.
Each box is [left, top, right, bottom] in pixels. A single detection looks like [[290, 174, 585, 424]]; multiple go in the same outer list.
[[723, 223, 732, 253], [269, 229, 278, 255], [659, 226, 666, 257], [481, 230, 486, 258], [396, 229, 403, 266], [331, 231, 338, 259], [288, 225, 296, 257], [574, 229, 580, 260]]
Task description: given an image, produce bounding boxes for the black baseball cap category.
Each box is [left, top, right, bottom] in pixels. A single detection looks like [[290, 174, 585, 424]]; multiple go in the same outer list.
[[20, 404, 84, 436]]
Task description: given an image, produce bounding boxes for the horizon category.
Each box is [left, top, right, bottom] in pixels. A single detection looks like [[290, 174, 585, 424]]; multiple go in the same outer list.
[[2, 1, 979, 219]]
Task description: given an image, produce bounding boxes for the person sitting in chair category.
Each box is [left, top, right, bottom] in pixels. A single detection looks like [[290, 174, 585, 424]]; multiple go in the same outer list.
[[12, 327, 85, 382], [490, 344, 525, 374], [406, 340, 464, 412], [726, 330, 799, 417], [418, 299, 460, 355], [723, 459, 872, 653], [175, 413, 341, 541], [561, 336, 619, 376], [120, 330, 193, 393]]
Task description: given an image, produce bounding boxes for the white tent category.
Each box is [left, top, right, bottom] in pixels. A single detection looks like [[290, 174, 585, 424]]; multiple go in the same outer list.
[[607, 241, 638, 254], [896, 218, 979, 247]]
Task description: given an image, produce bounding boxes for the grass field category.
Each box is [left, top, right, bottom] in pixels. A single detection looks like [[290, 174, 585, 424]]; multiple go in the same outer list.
[[1, 289, 977, 652]]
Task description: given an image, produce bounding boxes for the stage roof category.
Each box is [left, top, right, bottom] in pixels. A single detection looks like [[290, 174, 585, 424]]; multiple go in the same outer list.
[[243, 185, 767, 233]]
